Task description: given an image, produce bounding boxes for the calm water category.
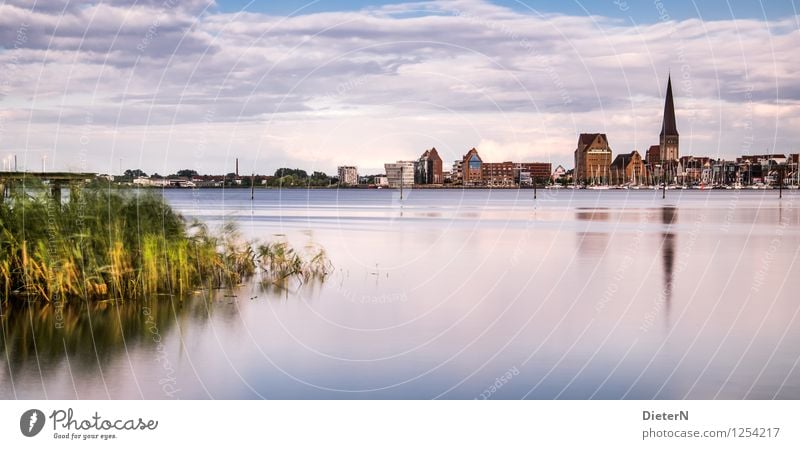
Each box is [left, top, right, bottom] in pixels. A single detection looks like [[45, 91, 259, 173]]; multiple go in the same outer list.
[[2, 188, 800, 399]]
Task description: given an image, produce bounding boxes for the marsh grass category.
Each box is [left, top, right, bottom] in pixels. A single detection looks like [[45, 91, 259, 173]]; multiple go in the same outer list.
[[0, 188, 331, 302]]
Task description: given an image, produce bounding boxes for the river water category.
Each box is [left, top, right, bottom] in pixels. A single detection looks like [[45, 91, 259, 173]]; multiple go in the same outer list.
[[2, 188, 799, 399]]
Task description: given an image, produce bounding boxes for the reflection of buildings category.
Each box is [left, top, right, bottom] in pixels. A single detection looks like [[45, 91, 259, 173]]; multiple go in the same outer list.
[[574, 133, 613, 184], [609, 150, 646, 185], [415, 147, 443, 185], [337, 166, 358, 186], [575, 208, 610, 257], [661, 207, 677, 321], [384, 161, 415, 188]]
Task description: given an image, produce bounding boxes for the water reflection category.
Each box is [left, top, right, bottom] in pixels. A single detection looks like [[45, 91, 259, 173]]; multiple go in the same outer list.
[[0, 295, 215, 378], [661, 207, 677, 326], [576, 208, 610, 258], [2, 190, 800, 399], [576, 207, 611, 222]]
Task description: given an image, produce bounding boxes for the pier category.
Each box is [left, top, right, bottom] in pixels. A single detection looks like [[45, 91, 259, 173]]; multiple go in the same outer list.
[[0, 172, 96, 204]]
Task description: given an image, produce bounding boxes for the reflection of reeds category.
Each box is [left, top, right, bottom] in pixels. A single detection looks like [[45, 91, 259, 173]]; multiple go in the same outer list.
[[0, 189, 330, 302]]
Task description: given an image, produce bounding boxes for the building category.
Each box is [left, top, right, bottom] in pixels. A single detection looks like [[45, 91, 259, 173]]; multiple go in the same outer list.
[[659, 74, 679, 162], [516, 162, 552, 183], [384, 161, 415, 188], [461, 148, 483, 186], [609, 151, 646, 185], [447, 148, 552, 187], [645, 145, 661, 167], [482, 162, 515, 187], [679, 156, 713, 184], [574, 133, 613, 184], [736, 154, 787, 185], [337, 166, 358, 186], [451, 160, 463, 184], [374, 175, 388, 187], [415, 147, 444, 185], [551, 164, 567, 183]]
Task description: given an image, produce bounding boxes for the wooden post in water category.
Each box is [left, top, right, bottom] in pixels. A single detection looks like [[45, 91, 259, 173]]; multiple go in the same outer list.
[[250, 173, 255, 200], [661, 161, 666, 199], [533, 177, 537, 200], [779, 164, 784, 199]]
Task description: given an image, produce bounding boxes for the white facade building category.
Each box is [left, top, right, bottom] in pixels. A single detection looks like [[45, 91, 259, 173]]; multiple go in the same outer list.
[[337, 166, 358, 186], [384, 161, 415, 188]]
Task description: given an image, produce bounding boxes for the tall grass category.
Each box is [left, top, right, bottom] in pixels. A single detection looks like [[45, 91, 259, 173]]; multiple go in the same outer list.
[[0, 188, 330, 302]]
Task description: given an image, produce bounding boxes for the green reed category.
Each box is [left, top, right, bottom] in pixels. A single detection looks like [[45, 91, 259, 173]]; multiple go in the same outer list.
[[0, 188, 331, 302]]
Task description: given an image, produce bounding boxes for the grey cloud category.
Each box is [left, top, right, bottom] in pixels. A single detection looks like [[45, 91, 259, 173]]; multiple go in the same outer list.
[[1, 0, 798, 174]]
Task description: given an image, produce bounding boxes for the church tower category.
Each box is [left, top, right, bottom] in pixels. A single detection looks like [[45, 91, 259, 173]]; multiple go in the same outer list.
[[659, 74, 679, 161]]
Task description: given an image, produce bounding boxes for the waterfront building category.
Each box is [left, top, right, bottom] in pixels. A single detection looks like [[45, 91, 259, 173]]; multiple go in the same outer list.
[[789, 154, 800, 186], [679, 156, 713, 184], [574, 133, 613, 184], [384, 161, 415, 188], [415, 147, 444, 185], [461, 148, 483, 186], [482, 161, 515, 187], [609, 151, 646, 185], [512, 162, 553, 186], [736, 154, 787, 185], [516, 162, 552, 183], [551, 164, 566, 183], [374, 175, 389, 187], [659, 74, 679, 162], [452, 160, 463, 184], [645, 145, 661, 167], [337, 166, 358, 186]]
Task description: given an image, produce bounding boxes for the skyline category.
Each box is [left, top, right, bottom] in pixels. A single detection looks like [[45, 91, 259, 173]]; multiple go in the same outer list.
[[0, 0, 798, 176]]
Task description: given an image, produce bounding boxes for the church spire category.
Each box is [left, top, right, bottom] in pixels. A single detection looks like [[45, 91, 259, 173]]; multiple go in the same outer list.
[[660, 74, 678, 137]]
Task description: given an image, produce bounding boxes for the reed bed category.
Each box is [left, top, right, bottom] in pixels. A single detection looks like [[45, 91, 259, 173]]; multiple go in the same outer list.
[[0, 189, 331, 302]]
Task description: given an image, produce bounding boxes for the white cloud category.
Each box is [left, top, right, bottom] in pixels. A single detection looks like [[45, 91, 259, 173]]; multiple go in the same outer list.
[[0, 0, 797, 175]]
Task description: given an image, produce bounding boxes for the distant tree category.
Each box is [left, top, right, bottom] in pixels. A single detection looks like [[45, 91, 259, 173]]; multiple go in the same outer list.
[[123, 169, 147, 178], [309, 171, 331, 186], [151, 173, 163, 179], [274, 168, 308, 179], [176, 169, 199, 178]]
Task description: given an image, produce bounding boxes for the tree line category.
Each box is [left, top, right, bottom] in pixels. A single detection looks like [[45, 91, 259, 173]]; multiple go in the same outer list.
[[120, 168, 337, 187]]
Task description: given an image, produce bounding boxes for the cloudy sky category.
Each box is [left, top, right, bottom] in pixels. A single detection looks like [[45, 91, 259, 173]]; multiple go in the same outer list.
[[0, 0, 798, 176]]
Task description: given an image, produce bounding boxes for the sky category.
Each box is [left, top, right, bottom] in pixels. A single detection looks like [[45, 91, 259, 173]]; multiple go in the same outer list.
[[0, 0, 798, 176]]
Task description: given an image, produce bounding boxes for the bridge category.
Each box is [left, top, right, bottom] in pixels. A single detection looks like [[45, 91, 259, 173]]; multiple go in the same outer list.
[[0, 172, 96, 203]]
